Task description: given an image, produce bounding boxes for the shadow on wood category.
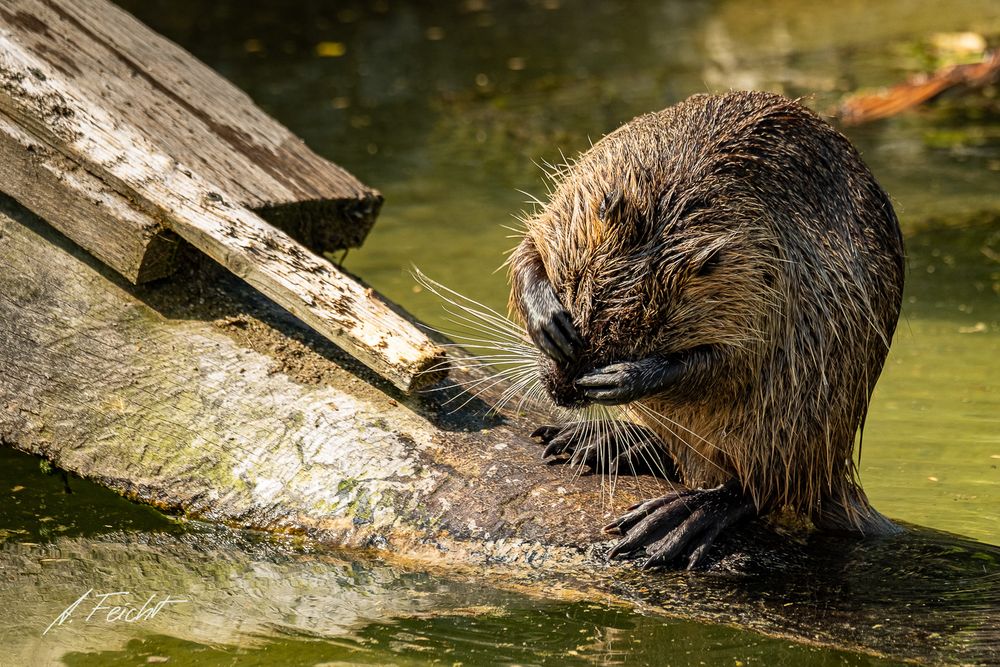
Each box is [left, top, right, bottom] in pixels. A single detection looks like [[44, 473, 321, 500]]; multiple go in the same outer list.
[[0, 0, 444, 393]]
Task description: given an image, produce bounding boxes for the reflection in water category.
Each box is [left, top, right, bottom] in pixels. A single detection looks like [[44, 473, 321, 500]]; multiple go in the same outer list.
[[4, 0, 999, 664], [0, 517, 918, 666], [0, 449, 181, 543], [3, 489, 994, 665]]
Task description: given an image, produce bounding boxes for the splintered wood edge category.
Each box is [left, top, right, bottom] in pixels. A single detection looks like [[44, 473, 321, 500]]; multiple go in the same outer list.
[[162, 187, 450, 393]]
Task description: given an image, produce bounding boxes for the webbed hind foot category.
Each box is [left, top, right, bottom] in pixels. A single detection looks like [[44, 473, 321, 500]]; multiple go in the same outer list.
[[604, 480, 756, 569]]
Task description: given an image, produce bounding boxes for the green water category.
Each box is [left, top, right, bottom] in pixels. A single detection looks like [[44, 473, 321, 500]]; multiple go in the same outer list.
[[3, 0, 999, 664], [1, 448, 901, 666]]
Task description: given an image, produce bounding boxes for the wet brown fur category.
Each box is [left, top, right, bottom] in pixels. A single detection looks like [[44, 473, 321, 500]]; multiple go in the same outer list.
[[508, 91, 904, 534]]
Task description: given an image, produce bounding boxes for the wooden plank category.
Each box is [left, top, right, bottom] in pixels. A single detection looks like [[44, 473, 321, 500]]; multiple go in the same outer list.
[[0, 111, 178, 283], [0, 11, 442, 392], [0, 198, 996, 666], [0, 194, 615, 555], [0, 0, 381, 253]]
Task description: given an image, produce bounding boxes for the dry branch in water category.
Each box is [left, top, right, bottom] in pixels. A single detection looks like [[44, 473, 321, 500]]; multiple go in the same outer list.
[[837, 51, 1000, 125]]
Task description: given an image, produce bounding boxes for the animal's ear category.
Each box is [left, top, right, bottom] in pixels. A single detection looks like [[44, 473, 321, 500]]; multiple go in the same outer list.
[[598, 188, 626, 224]]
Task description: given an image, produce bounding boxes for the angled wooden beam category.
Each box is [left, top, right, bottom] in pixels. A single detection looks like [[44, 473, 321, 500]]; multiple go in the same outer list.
[[0, 112, 179, 283], [0, 0, 443, 392]]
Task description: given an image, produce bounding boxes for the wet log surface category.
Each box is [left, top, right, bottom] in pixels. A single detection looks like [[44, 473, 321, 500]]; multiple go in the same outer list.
[[1, 198, 997, 664]]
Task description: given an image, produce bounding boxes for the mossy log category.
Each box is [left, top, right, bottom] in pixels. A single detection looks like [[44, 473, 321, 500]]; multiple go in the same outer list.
[[0, 195, 621, 559], [1, 198, 998, 664]]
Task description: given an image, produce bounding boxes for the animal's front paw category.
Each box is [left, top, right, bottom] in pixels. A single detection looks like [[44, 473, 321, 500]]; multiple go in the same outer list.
[[604, 480, 756, 569], [531, 422, 677, 479], [575, 362, 648, 404], [523, 282, 583, 366], [575, 357, 681, 405]]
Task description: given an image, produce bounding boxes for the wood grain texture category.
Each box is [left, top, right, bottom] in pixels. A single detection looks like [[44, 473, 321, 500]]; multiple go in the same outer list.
[[0, 7, 441, 391], [0, 0, 381, 252], [0, 196, 627, 556]]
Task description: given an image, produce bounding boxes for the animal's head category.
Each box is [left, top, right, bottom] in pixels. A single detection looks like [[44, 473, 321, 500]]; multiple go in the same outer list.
[[514, 96, 812, 409]]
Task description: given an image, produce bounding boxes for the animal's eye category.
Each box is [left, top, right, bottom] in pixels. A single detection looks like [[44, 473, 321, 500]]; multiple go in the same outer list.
[[695, 247, 723, 277]]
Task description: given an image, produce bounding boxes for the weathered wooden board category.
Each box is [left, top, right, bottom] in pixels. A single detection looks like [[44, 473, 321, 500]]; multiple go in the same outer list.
[[1, 198, 997, 665], [0, 0, 381, 255], [0, 112, 178, 283], [0, 2, 443, 392]]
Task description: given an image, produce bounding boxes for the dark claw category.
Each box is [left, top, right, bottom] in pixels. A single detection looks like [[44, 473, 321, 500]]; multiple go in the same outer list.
[[542, 429, 577, 458], [640, 505, 711, 568], [554, 309, 584, 354], [567, 440, 601, 470], [530, 421, 677, 480], [531, 425, 562, 441], [605, 481, 755, 569], [533, 312, 579, 365], [602, 493, 688, 535], [513, 241, 584, 367], [686, 509, 742, 569], [541, 427, 601, 474], [576, 365, 631, 404], [533, 425, 578, 459], [537, 328, 569, 365], [575, 365, 628, 387], [610, 443, 658, 476], [575, 359, 678, 405], [525, 287, 582, 366], [603, 490, 693, 535], [607, 498, 694, 557]]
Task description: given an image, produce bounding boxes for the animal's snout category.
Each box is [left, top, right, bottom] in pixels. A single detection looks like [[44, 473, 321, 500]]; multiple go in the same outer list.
[[538, 354, 596, 408]]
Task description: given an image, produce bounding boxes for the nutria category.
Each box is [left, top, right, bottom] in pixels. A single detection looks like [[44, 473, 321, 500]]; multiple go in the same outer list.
[[507, 90, 905, 569]]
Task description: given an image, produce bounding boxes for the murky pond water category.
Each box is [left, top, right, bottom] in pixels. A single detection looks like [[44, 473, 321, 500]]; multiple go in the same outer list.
[[3, 0, 998, 664]]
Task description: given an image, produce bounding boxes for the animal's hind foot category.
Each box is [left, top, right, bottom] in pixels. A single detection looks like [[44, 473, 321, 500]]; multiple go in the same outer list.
[[603, 480, 756, 569], [531, 421, 677, 479]]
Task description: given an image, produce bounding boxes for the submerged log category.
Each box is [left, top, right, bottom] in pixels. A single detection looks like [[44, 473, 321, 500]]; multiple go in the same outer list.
[[1, 198, 997, 665]]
